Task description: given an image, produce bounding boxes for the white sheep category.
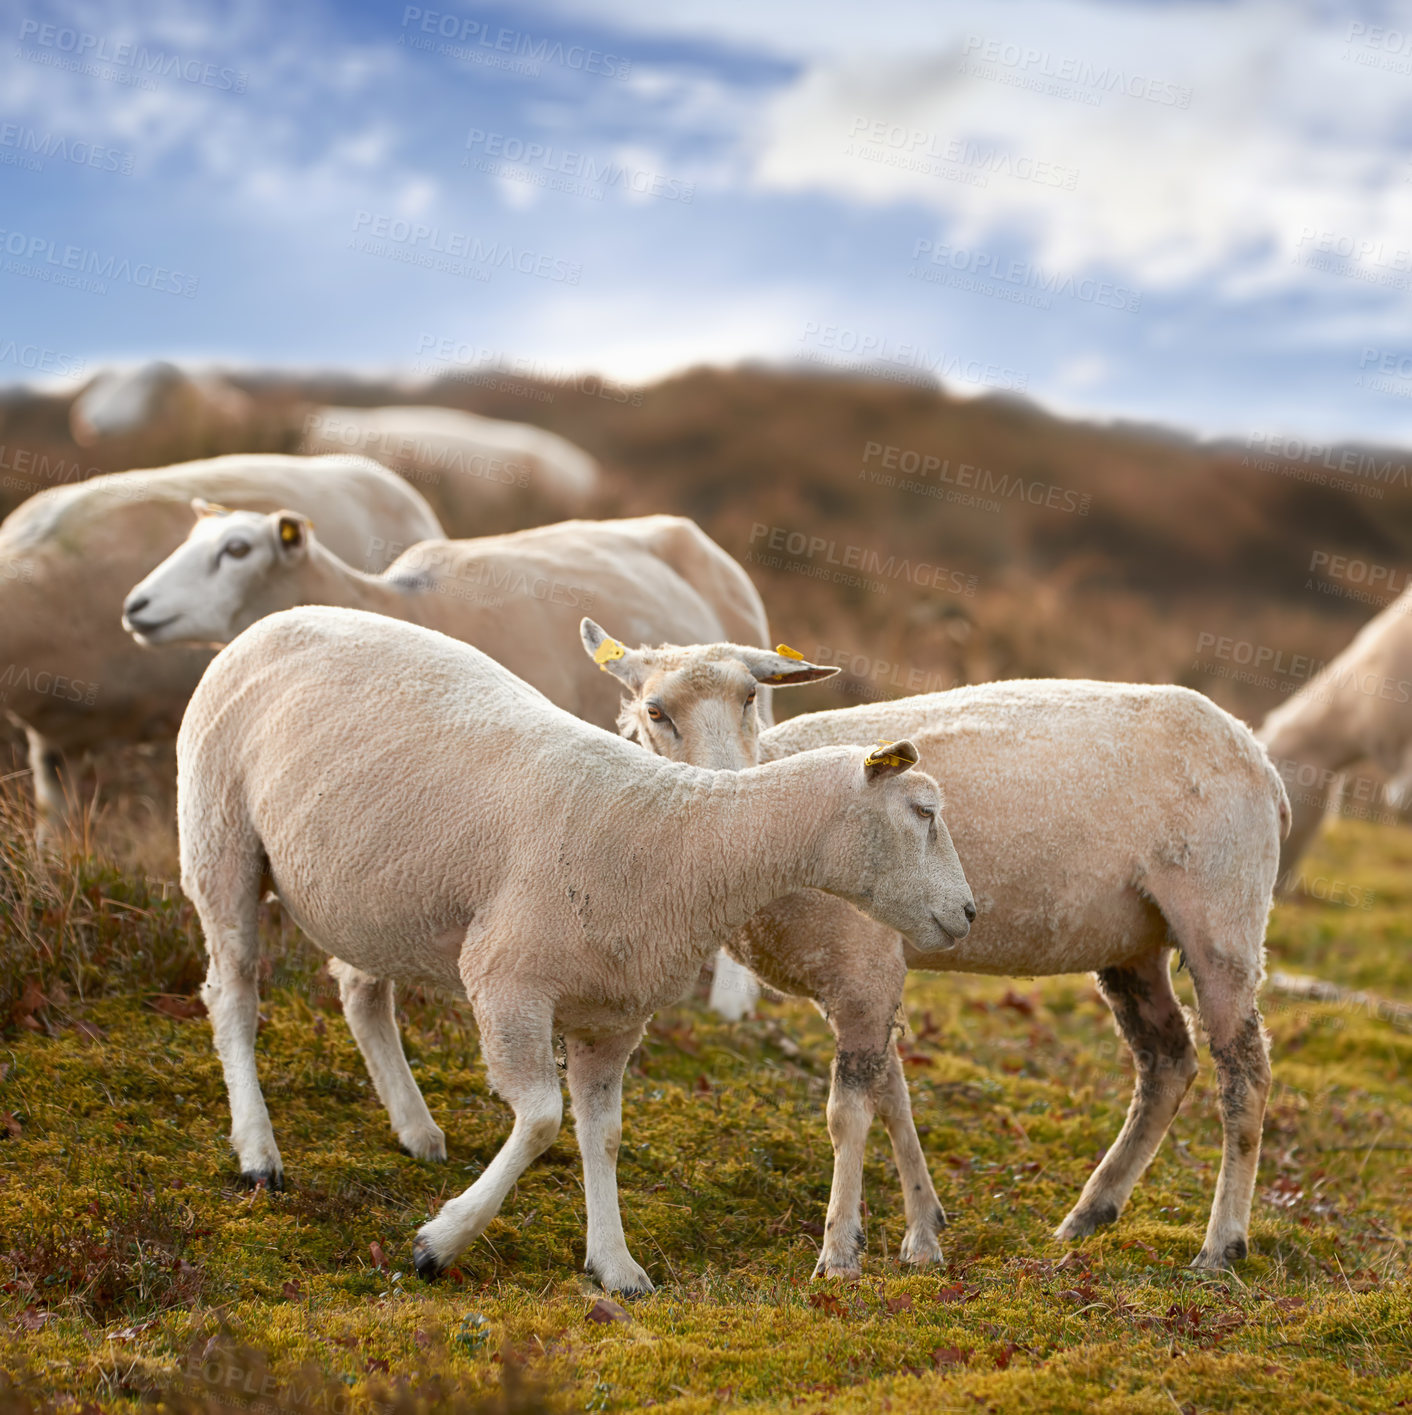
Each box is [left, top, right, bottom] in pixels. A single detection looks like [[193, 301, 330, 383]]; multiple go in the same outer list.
[[124, 509, 794, 1048], [0, 454, 442, 842], [1258, 584, 1412, 880], [177, 606, 975, 1292], [581, 626, 1291, 1275], [67, 362, 602, 536]]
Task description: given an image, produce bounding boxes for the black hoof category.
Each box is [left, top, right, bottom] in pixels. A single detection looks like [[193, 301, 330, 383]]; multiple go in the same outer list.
[[1224, 1237, 1248, 1263], [238, 1169, 284, 1192], [412, 1236, 444, 1281]]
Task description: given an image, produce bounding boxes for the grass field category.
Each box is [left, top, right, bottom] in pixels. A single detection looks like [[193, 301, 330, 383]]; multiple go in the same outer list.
[[1, 803, 1408, 1413]]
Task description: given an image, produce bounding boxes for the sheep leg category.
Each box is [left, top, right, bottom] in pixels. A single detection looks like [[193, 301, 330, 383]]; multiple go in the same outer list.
[[1187, 963, 1270, 1269], [329, 959, 446, 1162], [874, 1044, 946, 1267], [412, 1002, 560, 1279], [198, 906, 283, 1189], [707, 949, 760, 1022], [566, 1028, 653, 1295], [1056, 949, 1198, 1240], [27, 728, 69, 848]]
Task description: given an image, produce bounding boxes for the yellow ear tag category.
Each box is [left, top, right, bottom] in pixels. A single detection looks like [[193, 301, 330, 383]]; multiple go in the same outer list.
[[865, 738, 908, 769], [280, 520, 301, 545], [775, 643, 804, 660], [593, 637, 626, 669]]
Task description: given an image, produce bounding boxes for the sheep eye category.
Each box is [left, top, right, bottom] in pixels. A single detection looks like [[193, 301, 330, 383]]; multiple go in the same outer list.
[[913, 804, 935, 821], [745, 690, 757, 709], [646, 704, 666, 722], [224, 540, 251, 560]]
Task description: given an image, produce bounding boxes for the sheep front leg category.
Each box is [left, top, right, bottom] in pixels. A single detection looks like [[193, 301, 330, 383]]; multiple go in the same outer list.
[[412, 1002, 560, 1279], [875, 1044, 946, 1267], [27, 728, 69, 848], [330, 959, 446, 1162], [815, 1047, 886, 1279], [566, 1028, 653, 1295]]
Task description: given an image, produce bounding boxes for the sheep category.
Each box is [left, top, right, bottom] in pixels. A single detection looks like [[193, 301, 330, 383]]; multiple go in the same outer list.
[[582, 625, 1291, 1275], [67, 362, 602, 536], [124, 509, 790, 1030], [1257, 584, 1412, 881], [0, 453, 442, 843], [177, 605, 976, 1292]]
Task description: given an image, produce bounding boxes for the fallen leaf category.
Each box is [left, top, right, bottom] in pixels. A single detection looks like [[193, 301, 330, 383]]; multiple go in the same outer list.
[[999, 989, 1036, 1016], [72, 1020, 106, 1044], [365, 1357, 390, 1375], [109, 1319, 157, 1342], [885, 1294, 913, 1314], [369, 1241, 389, 1271], [150, 994, 206, 1020], [14, 1307, 51, 1332], [807, 1292, 846, 1317], [587, 1298, 630, 1324], [932, 1345, 970, 1367], [0, 1112, 21, 1139], [282, 1280, 302, 1299]]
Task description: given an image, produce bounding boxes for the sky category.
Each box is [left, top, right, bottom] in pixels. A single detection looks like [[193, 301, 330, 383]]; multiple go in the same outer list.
[[3, 0, 1412, 445]]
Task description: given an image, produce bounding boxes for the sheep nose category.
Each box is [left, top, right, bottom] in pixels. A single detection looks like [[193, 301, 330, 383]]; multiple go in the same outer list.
[[125, 594, 148, 617], [963, 901, 977, 923]]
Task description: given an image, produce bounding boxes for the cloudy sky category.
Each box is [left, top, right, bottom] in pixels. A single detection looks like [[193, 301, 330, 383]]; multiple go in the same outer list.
[[3, 0, 1411, 443]]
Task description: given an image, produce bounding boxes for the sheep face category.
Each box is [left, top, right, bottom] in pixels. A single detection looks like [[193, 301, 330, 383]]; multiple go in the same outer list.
[[843, 742, 974, 951], [579, 619, 837, 770], [123, 503, 309, 647]]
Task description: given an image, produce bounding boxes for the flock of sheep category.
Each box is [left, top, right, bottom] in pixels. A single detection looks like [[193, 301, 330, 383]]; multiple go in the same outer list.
[[3, 361, 1408, 1295]]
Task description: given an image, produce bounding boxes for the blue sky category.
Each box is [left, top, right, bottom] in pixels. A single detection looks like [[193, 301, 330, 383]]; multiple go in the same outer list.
[[3, 0, 1412, 444]]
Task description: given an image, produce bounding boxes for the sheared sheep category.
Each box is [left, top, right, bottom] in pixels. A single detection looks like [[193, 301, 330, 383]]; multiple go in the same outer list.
[[0, 454, 442, 842], [1258, 584, 1412, 880], [177, 606, 975, 1293], [68, 362, 601, 536], [582, 626, 1290, 1275]]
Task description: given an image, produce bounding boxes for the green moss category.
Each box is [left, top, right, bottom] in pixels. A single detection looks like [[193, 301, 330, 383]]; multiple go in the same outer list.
[[1, 815, 1408, 1412]]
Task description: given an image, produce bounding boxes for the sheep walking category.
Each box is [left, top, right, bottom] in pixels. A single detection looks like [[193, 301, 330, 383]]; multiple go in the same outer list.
[[177, 607, 975, 1292], [1258, 584, 1412, 880], [583, 626, 1290, 1274], [0, 454, 441, 843]]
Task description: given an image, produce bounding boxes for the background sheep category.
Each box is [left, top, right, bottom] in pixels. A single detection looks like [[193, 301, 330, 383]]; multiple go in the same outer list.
[[0, 453, 442, 844], [583, 627, 1290, 1275], [177, 606, 975, 1292], [1258, 584, 1412, 882], [67, 362, 601, 537]]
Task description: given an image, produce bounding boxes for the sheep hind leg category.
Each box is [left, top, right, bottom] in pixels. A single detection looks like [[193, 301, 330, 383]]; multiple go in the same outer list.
[[1056, 948, 1198, 1241], [566, 1027, 653, 1295], [329, 959, 445, 1162], [27, 729, 70, 849], [412, 1000, 560, 1279], [189, 838, 283, 1188], [874, 1043, 946, 1267]]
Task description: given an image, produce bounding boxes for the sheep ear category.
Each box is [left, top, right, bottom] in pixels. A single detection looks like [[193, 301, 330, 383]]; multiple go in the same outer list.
[[863, 739, 919, 780], [191, 497, 231, 519], [273, 511, 310, 558], [742, 644, 840, 687], [580, 618, 648, 689]]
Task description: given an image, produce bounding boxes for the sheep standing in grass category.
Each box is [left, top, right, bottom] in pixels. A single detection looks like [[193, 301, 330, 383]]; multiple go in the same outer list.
[[1258, 584, 1412, 880], [177, 607, 975, 1292], [0, 454, 441, 842], [582, 625, 1290, 1275], [126, 511, 789, 1121]]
